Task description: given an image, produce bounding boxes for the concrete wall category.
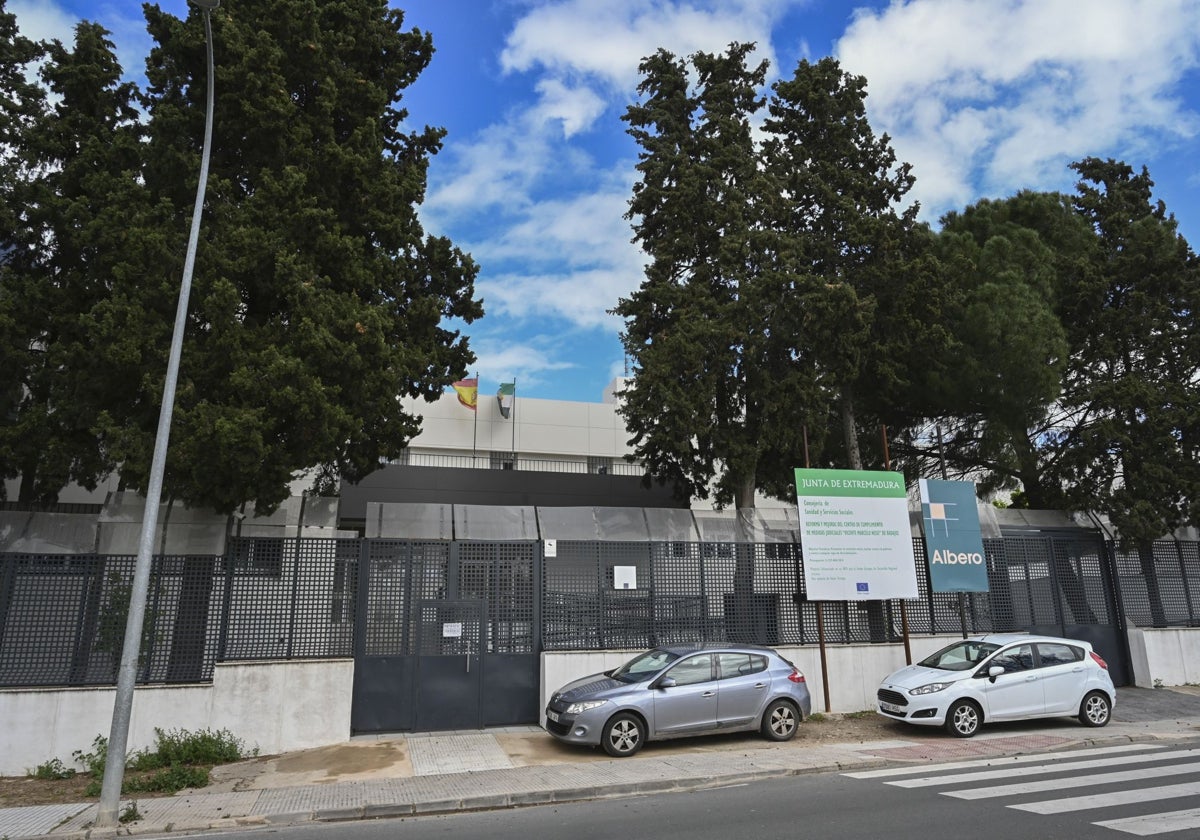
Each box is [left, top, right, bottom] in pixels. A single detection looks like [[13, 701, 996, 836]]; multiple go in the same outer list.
[[1126, 627, 1200, 688], [0, 658, 353, 777], [400, 390, 631, 460], [539, 636, 965, 723], [6, 629, 1195, 774]]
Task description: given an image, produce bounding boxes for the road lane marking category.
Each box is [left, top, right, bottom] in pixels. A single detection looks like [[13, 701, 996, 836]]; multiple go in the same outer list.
[[1008, 781, 1200, 814], [1094, 806, 1200, 836], [843, 744, 1162, 779], [889, 748, 1200, 788], [944, 760, 1200, 800]]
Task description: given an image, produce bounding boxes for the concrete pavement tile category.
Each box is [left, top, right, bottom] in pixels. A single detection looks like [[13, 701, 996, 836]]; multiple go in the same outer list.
[[0, 802, 90, 840], [407, 734, 513, 776]]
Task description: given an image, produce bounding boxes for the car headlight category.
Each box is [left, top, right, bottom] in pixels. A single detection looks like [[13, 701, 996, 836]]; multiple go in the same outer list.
[[909, 682, 953, 696], [565, 699, 608, 715]]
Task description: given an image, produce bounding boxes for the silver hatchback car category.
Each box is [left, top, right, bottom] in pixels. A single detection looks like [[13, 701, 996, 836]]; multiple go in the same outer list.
[[544, 643, 812, 757]]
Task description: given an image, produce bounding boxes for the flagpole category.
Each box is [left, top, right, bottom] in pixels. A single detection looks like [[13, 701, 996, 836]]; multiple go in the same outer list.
[[511, 378, 517, 455], [472, 372, 478, 467]]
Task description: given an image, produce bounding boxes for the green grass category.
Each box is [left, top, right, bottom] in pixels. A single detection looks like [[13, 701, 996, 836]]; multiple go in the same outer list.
[[69, 728, 254, 797], [28, 759, 76, 781]]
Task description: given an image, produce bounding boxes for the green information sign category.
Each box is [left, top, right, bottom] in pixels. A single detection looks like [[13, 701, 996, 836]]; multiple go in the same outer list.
[[794, 468, 918, 601]]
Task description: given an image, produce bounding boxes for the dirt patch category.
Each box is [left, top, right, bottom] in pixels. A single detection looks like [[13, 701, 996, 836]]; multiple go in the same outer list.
[[0, 774, 95, 808]]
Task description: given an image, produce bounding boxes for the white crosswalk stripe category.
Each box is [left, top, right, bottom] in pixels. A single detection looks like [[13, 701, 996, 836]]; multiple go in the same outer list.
[[843, 743, 1200, 836], [1009, 781, 1200, 814], [843, 743, 1162, 780], [1094, 806, 1200, 836], [892, 748, 1199, 788], [944, 758, 1200, 799]]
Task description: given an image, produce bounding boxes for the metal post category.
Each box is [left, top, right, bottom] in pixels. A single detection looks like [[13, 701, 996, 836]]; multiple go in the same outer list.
[[816, 602, 831, 713], [95, 1, 219, 826]]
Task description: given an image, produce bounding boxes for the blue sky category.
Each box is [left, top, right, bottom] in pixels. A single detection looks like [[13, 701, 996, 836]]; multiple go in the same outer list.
[[13, 1, 1200, 403]]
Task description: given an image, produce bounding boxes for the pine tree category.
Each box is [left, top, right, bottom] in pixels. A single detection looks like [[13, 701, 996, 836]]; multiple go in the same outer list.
[[1054, 159, 1200, 542], [617, 43, 822, 510], [96, 0, 482, 513], [0, 18, 140, 502], [918, 191, 1088, 506], [762, 57, 934, 471]]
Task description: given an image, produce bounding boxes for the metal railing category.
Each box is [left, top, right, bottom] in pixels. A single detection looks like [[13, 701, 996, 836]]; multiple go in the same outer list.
[[2, 535, 1197, 688], [384, 451, 645, 476]]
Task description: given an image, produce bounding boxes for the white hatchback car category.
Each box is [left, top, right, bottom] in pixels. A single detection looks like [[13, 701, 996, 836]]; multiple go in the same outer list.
[[876, 633, 1116, 737]]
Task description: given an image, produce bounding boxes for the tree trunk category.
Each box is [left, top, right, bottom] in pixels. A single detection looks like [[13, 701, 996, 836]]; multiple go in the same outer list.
[[841, 389, 886, 639], [731, 474, 758, 642], [841, 390, 862, 470], [1137, 541, 1168, 627]]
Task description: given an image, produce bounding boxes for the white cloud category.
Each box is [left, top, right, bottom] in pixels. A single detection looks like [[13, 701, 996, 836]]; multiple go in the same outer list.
[[468, 339, 579, 393], [835, 0, 1200, 222], [429, 1, 804, 335], [531, 78, 607, 138], [9, 1, 78, 42], [500, 0, 790, 92]]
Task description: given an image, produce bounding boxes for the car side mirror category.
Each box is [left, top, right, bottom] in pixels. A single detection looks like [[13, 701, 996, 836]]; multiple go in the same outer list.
[[655, 677, 677, 690], [988, 665, 1004, 683]]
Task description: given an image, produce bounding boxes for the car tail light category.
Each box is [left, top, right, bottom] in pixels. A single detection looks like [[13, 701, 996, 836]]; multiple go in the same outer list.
[[788, 668, 806, 684], [1090, 651, 1109, 670]]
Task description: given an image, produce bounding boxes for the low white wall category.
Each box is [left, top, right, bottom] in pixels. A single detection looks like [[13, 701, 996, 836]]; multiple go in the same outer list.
[[540, 636, 964, 722], [1126, 627, 1200, 688], [0, 658, 353, 777]]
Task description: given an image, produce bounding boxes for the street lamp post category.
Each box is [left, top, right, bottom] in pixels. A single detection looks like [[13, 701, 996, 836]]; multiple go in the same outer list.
[[94, 0, 221, 827]]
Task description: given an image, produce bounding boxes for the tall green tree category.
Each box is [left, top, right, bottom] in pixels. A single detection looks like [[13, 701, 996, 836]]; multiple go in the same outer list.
[[616, 43, 823, 510], [902, 191, 1090, 505], [762, 57, 936, 471], [94, 0, 481, 513], [0, 19, 140, 502], [0, 0, 44, 500], [1052, 159, 1200, 543]]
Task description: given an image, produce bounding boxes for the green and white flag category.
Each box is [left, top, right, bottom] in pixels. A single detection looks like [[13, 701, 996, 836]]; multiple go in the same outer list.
[[497, 381, 516, 418]]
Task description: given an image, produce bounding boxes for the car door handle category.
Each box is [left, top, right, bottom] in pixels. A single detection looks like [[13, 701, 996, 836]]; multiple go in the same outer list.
[[702, 691, 716, 698], [1024, 675, 1038, 682], [754, 682, 767, 689]]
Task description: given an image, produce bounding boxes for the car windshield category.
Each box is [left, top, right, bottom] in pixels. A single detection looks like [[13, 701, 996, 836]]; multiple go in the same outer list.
[[611, 649, 680, 682], [918, 640, 1001, 671]]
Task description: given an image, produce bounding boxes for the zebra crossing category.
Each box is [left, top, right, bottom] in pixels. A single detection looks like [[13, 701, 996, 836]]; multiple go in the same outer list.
[[844, 742, 1200, 836]]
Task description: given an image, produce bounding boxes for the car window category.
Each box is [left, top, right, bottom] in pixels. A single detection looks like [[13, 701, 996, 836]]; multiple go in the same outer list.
[[919, 640, 1000, 671], [1036, 642, 1082, 667], [667, 653, 714, 686], [613, 649, 678, 682], [716, 652, 766, 679], [990, 644, 1034, 673]]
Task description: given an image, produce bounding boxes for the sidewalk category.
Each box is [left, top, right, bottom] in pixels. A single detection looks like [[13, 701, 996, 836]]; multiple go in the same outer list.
[[5, 687, 1200, 840]]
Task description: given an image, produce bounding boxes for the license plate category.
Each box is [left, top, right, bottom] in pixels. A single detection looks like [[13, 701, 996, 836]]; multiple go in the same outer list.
[[880, 701, 903, 714], [546, 709, 560, 723]]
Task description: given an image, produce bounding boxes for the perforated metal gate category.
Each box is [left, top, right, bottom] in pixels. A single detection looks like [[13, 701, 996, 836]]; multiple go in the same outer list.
[[350, 540, 540, 733], [988, 535, 1129, 685]]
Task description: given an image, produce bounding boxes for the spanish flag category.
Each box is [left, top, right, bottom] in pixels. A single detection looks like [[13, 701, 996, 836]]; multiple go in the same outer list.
[[452, 377, 478, 411]]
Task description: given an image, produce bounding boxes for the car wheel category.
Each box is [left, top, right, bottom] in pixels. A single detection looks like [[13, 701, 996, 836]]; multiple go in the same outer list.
[[761, 699, 800, 742], [602, 713, 644, 757], [1079, 691, 1112, 727], [944, 699, 981, 738]]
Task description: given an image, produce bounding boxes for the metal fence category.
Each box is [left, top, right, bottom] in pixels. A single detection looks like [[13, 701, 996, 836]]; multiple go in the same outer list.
[[0, 538, 357, 688], [1, 534, 1198, 688]]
